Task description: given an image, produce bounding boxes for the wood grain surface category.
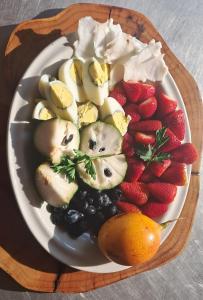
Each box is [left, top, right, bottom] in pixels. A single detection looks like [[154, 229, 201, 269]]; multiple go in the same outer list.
[[0, 0, 203, 299]]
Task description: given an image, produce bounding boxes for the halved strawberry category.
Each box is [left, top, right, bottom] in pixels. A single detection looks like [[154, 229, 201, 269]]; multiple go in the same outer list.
[[109, 83, 127, 106], [160, 128, 181, 152], [140, 168, 157, 183], [122, 133, 135, 157], [130, 120, 162, 131], [126, 158, 145, 182], [138, 97, 157, 119], [134, 132, 155, 145], [156, 92, 177, 118], [170, 143, 198, 164], [122, 81, 142, 102], [164, 109, 185, 141], [161, 162, 187, 186], [124, 103, 141, 123], [120, 182, 149, 205], [150, 159, 171, 177], [139, 83, 156, 101], [147, 182, 177, 203], [141, 201, 168, 218], [116, 200, 141, 213]]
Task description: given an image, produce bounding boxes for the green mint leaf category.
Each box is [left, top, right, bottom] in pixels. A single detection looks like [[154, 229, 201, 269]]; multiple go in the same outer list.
[[152, 152, 171, 162], [136, 144, 153, 162], [155, 127, 169, 150]]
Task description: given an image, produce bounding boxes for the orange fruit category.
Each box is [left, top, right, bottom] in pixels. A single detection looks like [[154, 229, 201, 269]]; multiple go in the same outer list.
[[98, 212, 162, 266]]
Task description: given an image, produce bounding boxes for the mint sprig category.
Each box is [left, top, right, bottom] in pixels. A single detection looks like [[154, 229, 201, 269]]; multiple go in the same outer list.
[[51, 150, 96, 182], [136, 127, 171, 164]]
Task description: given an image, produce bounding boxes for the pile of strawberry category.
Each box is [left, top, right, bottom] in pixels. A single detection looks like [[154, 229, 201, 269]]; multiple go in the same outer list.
[[110, 81, 198, 219]]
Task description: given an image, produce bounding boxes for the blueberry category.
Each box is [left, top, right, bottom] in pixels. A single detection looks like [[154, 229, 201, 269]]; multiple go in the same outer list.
[[70, 198, 89, 212], [85, 205, 96, 216], [46, 204, 55, 213], [103, 204, 118, 218], [88, 211, 106, 234], [67, 219, 88, 238], [101, 194, 112, 207], [87, 197, 94, 205], [78, 190, 88, 200], [50, 211, 64, 225], [64, 209, 84, 224], [94, 193, 111, 208], [108, 188, 122, 201]]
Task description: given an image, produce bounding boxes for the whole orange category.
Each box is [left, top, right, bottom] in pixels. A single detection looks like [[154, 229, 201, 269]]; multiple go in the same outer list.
[[98, 212, 162, 266]]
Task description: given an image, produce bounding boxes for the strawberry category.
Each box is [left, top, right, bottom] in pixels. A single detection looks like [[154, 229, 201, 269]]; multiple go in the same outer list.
[[150, 159, 171, 177], [161, 162, 188, 186], [170, 143, 198, 164], [122, 81, 142, 102], [120, 182, 149, 205], [139, 168, 157, 183], [124, 103, 141, 123], [141, 201, 168, 218], [138, 97, 157, 118], [139, 83, 156, 101], [147, 182, 177, 203], [156, 92, 177, 118], [164, 109, 185, 140], [130, 120, 162, 132], [126, 158, 145, 182], [122, 133, 135, 157], [116, 200, 141, 213], [160, 128, 181, 152], [109, 83, 127, 106], [134, 132, 155, 145]]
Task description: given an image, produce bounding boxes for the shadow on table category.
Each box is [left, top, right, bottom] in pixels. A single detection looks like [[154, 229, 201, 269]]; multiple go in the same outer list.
[[0, 8, 78, 292]]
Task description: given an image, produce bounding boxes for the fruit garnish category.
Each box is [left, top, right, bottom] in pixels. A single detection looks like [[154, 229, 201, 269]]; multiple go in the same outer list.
[[124, 103, 141, 123], [141, 202, 169, 218], [116, 201, 141, 213], [120, 182, 148, 205], [170, 143, 198, 164], [136, 127, 171, 165], [122, 81, 142, 102], [36, 163, 78, 207], [160, 128, 181, 152], [147, 182, 177, 203], [138, 96, 157, 119], [109, 83, 127, 106], [150, 159, 171, 177], [163, 109, 185, 141], [51, 149, 96, 183], [156, 92, 177, 118], [160, 162, 188, 186], [98, 212, 162, 265], [122, 132, 135, 157], [134, 132, 155, 145], [130, 119, 162, 131], [125, 158, 145, 182]]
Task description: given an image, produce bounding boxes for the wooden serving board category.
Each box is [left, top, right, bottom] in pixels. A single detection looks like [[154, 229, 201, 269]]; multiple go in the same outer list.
[[1, 3, 202, 293]]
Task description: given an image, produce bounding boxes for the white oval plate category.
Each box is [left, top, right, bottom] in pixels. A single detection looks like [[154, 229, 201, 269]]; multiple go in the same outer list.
[[7, 36, 191, 273]]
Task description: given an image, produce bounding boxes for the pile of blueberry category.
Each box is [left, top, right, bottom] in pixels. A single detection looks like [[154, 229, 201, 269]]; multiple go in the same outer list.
[[47, 186, 122, 238]]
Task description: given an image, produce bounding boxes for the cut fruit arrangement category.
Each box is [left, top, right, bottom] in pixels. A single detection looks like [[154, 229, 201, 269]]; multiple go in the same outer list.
[[32, 16, 198, 266]]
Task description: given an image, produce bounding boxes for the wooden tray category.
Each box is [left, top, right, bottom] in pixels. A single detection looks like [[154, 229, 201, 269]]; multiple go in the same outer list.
[[1, 3, 202, 293]]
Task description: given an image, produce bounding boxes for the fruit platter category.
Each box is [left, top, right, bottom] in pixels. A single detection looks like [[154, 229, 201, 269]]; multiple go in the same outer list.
[[6, 6, 200, 278]]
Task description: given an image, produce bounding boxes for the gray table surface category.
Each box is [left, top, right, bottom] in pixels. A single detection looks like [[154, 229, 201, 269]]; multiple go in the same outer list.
[[0, 0, 203, 299]]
